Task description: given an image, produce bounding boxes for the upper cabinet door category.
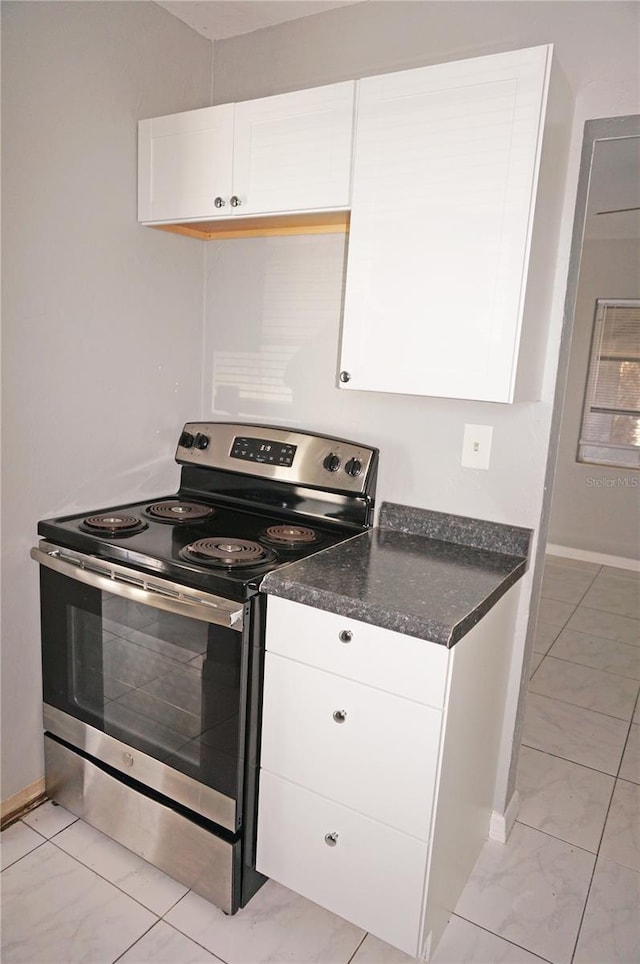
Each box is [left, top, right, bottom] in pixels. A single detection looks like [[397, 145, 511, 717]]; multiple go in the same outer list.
[[138, 104, 234, 223], [339, 46, 552, 403], [231, 82, 355, 216]]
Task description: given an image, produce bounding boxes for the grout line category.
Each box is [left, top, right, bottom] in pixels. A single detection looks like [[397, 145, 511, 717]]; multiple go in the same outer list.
[[0, 825, 49, 874], [513, 810, 610, 857], [540, 646, 640, 683], [533, 649, 640, 685], [525, 686, 638, 726], [452, 912, 556, 964], [47, 835, 170, 921], [519, 740, 622, 779], [512, 818, 599, 858], [111, 919, 160, 964], [345, 932, 368, 964]]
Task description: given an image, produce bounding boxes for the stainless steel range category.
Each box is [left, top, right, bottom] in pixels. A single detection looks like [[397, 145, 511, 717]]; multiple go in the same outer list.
[[31, 422, 378, 914]]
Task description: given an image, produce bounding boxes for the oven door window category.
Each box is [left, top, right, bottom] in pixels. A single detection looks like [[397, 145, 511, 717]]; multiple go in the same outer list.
[[41, 569, 246, 803]]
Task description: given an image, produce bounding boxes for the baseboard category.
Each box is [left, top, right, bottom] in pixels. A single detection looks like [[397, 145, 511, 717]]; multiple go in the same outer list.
[[1, 778, 46, 828], [546, 543, 640, 572], [489, 790, 520, 844]]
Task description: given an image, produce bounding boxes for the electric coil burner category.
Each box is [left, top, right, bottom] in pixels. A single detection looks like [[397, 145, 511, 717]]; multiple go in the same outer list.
[[80, 513, 147, 536], [181, 537, 274, 568], [260, 524, 319, 548], [31, 422, 378, 918], [146, 500, 215, 523]]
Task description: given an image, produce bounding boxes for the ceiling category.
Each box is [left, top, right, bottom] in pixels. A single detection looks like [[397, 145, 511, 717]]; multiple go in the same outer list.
[[154, 1, 364, 40]]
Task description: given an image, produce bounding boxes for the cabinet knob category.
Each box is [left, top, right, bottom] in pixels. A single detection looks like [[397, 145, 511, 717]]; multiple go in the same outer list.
[[338, 629, 352, 643], [214, 196, 226, 208], [332, 709, 347, 724], [324, 832, 339, 847], [230, 195, 242, 207], [339, 371, 351, 383]]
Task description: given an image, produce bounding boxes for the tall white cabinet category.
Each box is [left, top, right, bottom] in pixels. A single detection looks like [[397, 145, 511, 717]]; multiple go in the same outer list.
[[257, 589, 519, 960], [338, 45, 553, 403]]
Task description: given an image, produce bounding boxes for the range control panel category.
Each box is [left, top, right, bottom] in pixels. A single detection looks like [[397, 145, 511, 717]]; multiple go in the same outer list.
[[230, 436, 297, 468], [176, 422, 378, 495]]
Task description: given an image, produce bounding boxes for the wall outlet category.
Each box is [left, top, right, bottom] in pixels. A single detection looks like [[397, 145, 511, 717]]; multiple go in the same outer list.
[[462, 424, 493, 470]]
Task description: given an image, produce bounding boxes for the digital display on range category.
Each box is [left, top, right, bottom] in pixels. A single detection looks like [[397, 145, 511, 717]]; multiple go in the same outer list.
[[230, 436, 297, 467]]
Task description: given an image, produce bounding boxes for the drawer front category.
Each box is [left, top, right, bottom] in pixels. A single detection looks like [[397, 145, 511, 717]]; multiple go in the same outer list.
[[261, 653, 441, 840], [257, 771, 425, 958], [266, 596, 449, 707]]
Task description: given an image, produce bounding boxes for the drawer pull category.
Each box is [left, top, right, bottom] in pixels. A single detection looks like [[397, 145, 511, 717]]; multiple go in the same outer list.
[[324, 832, 339, 847], [332, 709, 347, 724], [338, 629, 352, 643]]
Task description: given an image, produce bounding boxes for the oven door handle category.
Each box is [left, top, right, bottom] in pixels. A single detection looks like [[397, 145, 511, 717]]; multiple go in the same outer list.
[[30, 541, 244, 631]]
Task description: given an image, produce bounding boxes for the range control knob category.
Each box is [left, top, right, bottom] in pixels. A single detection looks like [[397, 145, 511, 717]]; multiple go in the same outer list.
[[179, 431, 195, 449], [345, 458, 363, 478], [323, 453, 341, 473], [194, 433, 210, 451]]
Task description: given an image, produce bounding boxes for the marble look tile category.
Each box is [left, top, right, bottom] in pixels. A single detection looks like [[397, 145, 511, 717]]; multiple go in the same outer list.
[[599, 565, 640, 581], [529, 652, 544, 678], [544, 556, 600, 576], [22, 801, 77, 839], [119, 920, 220, 963], [573, 856, 640, 963], [516, 746, 614, 852], [0, 841, 156, 963], [566, 607, 640, 648], [533, 622, 561, 655], [581, 573, 640, 619], [352, 917, 547, 964], [522, 693, 628, 775], [528, 656, 639, 721], [349, 933, 412, 963], [541, 567, 597, 605], [166, 880, 365, 964], [455, 823, 594, 964], [600, 779, 640, 872], [620, 724, 640, 784], [54, 819, 188, 915], [549, 628, 640, 680], [432, 916, 549, 964], [0, 820, 45, 870], [537, 598, 576, 630]]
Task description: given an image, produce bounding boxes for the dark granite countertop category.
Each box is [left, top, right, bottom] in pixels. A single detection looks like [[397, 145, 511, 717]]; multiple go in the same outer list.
[[261, 503, 532, 647]]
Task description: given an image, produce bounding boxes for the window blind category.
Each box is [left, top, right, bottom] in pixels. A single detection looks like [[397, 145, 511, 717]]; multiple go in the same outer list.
[[578, 299, 640, 468]]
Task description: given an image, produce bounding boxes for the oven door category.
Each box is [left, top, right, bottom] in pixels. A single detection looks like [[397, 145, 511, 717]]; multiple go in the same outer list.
[[32, 541, 249, 832]]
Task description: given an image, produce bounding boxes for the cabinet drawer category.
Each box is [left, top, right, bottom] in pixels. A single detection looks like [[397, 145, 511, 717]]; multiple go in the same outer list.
[[261, 653, 440, 840], [266, 596, 448, 708], [257, 771, 425, 958]]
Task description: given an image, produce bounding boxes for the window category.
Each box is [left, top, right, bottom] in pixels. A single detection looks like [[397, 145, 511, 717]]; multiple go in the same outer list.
[[578, 299, 640, 468]]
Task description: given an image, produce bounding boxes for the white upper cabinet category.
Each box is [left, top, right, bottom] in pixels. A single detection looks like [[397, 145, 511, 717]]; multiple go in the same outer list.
[[138, 82, 355, 224], [232, 83, 355, 216], [138, 104, 234, 223], [338, 45, 553, 403]]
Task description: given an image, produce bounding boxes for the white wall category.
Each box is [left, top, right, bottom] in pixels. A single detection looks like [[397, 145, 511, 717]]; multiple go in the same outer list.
[[549, 236, 640, 560], [0, 1, 213, 803], [205, 1, 640, 812]]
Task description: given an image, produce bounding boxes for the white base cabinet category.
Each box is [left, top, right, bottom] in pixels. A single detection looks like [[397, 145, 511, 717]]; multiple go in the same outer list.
[[257, 591, 519, 960]]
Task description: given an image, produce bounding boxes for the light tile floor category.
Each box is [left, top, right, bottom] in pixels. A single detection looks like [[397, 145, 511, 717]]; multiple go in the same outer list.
[[1, 556, 638, 964]]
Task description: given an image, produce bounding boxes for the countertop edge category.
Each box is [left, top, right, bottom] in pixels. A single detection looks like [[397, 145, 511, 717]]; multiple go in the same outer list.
[[262, 554, 528, 647]]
